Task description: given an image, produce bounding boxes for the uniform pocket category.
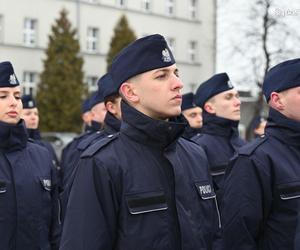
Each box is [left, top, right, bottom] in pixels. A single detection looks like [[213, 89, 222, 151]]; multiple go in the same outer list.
[[210, 163, 227, 176], [0, 180, 7, 193], [278, 182, 300, 200], [125, 190, 168, 215]]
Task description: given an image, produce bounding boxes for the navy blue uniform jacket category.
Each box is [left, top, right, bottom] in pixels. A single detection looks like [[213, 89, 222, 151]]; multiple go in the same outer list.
[[222, 108, 300, 249], [192, 112, 245, 191], [0, 120, 60, 250], [60, 102, 220, 250]]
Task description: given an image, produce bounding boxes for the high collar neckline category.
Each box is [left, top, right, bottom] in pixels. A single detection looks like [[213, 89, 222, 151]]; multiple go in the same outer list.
[[27, 128, 42, 140], [266, 108, 300, 147], [0, 120, 28, 152], [120, 101, 187, 149], [104, 111, 121, 134], [201, 111, 240, 138]]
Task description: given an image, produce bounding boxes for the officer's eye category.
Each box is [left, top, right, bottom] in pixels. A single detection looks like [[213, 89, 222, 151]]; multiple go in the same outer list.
[[156, 74, 166, 80], [0, 95, 7, 99]]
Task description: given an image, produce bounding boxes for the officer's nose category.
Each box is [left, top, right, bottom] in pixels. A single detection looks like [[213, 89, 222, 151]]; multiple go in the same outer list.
[[171, 75, 183, 91], [9, 95, 18, 107]]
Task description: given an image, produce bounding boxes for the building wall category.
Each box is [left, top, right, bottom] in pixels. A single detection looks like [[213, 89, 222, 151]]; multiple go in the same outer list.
[[0, 0, 216, 95]]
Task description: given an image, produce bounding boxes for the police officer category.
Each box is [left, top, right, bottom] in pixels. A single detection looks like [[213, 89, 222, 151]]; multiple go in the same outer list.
[[221, 58, 300, 249], [60, 90, 106, 188], [60, 73, 122, 222], [181, 92, 202, 139], [60, 34, 219, 250], [21, 94, 60, 167], [192, 73, 246, 192], [0, 61, 60, 249]]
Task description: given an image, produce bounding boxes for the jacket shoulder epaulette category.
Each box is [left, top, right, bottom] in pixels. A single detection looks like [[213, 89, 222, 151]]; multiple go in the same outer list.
[[81, 133, 118, 158], [77, 130, 105, 151], [239, 135, 268, 156]]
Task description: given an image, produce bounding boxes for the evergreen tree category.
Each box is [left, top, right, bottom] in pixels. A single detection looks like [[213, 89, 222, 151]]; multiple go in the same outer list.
[[37, 9, 86, 133], [106, 15, 136, 71]]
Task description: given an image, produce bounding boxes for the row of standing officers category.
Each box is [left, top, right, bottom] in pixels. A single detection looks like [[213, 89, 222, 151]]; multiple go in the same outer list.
[[1, 33, 300, 249]]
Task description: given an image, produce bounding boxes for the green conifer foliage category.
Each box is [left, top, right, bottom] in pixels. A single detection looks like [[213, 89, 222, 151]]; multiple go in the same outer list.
[[37, 9, 86, 132], [106, 15, 136, 71]]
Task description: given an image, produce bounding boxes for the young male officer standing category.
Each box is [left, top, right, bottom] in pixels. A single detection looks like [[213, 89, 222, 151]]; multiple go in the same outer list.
[[221, 58, 300, 249], [181, 92, 202, 139], [60, 34, 219, 250], [192, 73, 245, 192]]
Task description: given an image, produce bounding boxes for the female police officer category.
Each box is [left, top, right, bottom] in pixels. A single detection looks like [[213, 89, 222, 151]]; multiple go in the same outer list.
[[0, 61, 60, 249]]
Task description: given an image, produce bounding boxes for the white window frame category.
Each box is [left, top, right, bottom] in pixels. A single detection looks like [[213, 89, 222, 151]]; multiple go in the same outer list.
[[165, 0, 175, 16], [23, 18, 37, 47], [166, 37, 175, 54], [86, 27, 99, 53], [141, 0, 151, 12], [189, 0, 198, 20], [116, 0, 126, 8], [23, 71, 38, 96], [188, 40, 197, 62], [86, 76, 98, 92]]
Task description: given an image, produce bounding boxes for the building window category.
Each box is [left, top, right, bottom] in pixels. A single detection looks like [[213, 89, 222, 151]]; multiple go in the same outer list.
[[165, 0, 175, 16], [86, 76, 98, 92], [188, 41, 197, 62], [0, 15, 3, 43], [23, 18, 37, 47], [116, 0, 126, 8], [23, 72, 38, 96], [166, 37, 175, 54], [141, 0, 151, 12], [189, 0, 198, 19], [86, 27, 99, 53], [83, 0, 97, 3]]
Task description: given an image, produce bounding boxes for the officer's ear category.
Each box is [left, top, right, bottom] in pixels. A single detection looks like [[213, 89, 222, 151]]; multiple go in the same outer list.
[[119, 82, 139, 104], [269, 92, 285, 111], [204, 101, 216, 114]]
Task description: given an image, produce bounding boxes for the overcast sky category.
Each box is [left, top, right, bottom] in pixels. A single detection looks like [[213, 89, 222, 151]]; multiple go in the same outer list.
[[216, 0, 300, 92]]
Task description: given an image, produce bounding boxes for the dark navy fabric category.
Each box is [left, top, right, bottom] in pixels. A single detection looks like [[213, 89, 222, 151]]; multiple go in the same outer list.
[[263, 58, 300, 101], [194, 73, 233, 108], [182, 125, 201, 139], [0, 120, 60, 250], [0, 61, 20, 87], [98, 73, 117, 98], [59, 112, 121, 222], [181, 92, 196, 111], [110, 34, 175, 89], [27, 128, 59, 168], [221, 108, 300, 249], [21, 94, 37, 109], [60, 101, 219, 250], [192, 112, 246, 192]]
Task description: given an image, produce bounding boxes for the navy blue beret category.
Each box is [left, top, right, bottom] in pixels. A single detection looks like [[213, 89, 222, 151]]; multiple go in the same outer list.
[[89, 89, 104, 109], [0, 61, 20, 87], [263, 58, 300, 101], [81, 98, 90, 113], [194, 73, 233, 108], [181, 92, 196, 111], [97, 73, 117, 99], [21, 95, 37, 109], [110, 34, 175, 90]]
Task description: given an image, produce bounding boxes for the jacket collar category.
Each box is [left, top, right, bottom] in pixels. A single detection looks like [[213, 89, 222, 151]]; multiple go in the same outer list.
[[120, 101, 187, 149], [201, 111, 240, 138], [104, 111, 121, 135], [266, 108, 300, 147], [27, 128, 42, 140], [0, 120, 28, 152]]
